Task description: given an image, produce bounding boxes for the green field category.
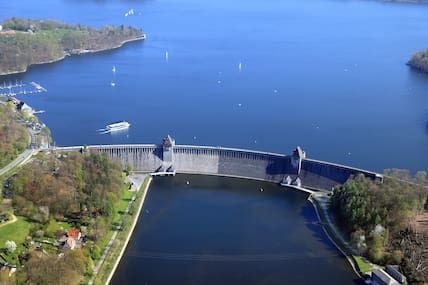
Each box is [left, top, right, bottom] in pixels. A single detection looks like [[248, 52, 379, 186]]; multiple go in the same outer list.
[[0, 216, 30, 247]]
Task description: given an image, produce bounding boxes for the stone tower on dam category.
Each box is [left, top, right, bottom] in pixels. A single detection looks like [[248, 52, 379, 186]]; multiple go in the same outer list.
[[56, 135, 382, 191]]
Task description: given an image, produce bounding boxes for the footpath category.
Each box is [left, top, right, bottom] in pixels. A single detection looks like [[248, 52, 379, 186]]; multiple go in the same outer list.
[[89, 174, 152, 285], [310, 192, 374, 278]]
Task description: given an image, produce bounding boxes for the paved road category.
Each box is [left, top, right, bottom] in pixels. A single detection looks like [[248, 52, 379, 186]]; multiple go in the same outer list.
[[0, 149, 35, 177]]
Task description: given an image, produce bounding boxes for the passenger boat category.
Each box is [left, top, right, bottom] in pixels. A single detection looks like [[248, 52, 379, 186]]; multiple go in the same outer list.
[[97, 121, 130, 133]]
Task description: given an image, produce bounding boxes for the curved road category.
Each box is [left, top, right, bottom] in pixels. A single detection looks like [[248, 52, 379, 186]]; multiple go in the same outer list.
[[0, 149, 35, 177]]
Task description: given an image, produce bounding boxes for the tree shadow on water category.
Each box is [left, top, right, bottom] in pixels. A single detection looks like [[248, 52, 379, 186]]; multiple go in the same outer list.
[[300, 204, 364, 285]]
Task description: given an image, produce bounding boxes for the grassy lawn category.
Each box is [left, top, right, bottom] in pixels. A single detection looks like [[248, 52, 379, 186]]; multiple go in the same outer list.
[[353, 255, 373, 274], [0, 216, 31, 263], [98, 228, 114, 253], [0, 216, 30, 247], [44, 218, 71, 236], [113, 187, 134, 225], [94, 176, 152, 285]]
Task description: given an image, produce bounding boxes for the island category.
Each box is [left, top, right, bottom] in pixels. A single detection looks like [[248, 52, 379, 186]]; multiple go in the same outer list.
[[408, 48, 428, 73], [0, 17, 146, 75]]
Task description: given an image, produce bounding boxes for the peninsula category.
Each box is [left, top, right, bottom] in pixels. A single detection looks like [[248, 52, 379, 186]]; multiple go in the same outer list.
[[408, 48, 428, 73], [0, 18, 146, 75]]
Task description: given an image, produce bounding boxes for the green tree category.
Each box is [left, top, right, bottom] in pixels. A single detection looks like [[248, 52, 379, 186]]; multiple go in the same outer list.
[[5, 240, 16, 253]]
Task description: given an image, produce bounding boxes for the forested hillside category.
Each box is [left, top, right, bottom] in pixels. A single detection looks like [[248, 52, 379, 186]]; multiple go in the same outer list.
[[0, 103, 29, 168], [2, 151, 125, 284], [0, 17, 145, 75], [330, 170, 428, 284], [10, 151, 123, 223]]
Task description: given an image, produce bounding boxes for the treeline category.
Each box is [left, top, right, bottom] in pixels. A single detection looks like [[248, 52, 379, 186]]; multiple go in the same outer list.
[[0, 17, 145, 75], [408, 49, 428, 73], [24, 250, 87, 285], [330, 170, 428, 284], [10, 151, 123, 223], [0, 104, 29, 168], [6, 151, 124, 284]]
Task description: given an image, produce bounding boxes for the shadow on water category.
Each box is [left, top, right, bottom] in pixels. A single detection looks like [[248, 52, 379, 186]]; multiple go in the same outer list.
[[300, 203, 364, 285]]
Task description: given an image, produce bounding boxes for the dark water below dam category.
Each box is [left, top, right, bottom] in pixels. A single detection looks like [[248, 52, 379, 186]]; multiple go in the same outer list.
[[111, 175, 361, 285]]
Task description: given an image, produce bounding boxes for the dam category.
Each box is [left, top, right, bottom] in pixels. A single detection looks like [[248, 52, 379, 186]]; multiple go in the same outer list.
[[56, 135, 383, 191]]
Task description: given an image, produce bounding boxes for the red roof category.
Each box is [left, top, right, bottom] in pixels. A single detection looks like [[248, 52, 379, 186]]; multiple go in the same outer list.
[[8, 97, 20, 104], [68, 229, 80, 239], [0, 30, 16, 35]]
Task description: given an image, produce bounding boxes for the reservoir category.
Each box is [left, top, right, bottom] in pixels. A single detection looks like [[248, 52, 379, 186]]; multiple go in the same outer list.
[[110, 175, 360, 285], [1, 0, 428, 283], [1, 0, 428, 174]]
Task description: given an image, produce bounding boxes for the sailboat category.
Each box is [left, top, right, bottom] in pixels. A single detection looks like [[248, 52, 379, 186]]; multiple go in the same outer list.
[[165, 50, 169, 61], [112, 65, 116, 73], [238, 62, 242, 72]]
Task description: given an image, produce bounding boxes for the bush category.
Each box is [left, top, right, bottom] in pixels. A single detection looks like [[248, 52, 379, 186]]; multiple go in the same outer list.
[[91, 245, 101, 260]]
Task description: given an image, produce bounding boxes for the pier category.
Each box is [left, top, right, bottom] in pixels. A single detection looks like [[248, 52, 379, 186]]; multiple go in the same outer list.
[[0, 81, 47, 96]]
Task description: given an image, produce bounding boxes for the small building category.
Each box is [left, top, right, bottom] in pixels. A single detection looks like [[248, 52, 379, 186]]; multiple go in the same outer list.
[[372, 269, 400, 285], [385, 266, 406, 284], [292, 177, 302, 187], [162, 135, 175, 169], [8, 97, 21, 105], [59, 229, 82, 250], [280, 175, 292, 186], [63, 237, 76, 250], [68, 229, 81, 240], [291, 146, 305, 174]]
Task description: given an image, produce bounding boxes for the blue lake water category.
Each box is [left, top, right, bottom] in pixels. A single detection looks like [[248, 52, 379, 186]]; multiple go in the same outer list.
[[1, 0, 428, 283], [1, 0, 428, 173]]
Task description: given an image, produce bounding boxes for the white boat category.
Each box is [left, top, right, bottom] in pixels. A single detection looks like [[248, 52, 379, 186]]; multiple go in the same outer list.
[[97, 121, 130, 133], [112, 65, 116, 73], [165, 50, 169, 61], [111, 81, 116, 87]]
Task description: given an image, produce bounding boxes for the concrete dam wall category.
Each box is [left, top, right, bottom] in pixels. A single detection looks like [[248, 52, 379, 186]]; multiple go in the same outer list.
[[55, 136, 382, 191], [173, 145, 296, 182], [300, 159, 382, 191]]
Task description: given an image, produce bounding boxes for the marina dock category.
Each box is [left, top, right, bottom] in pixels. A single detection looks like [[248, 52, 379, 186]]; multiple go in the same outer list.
[[0, 81, 47, 96]]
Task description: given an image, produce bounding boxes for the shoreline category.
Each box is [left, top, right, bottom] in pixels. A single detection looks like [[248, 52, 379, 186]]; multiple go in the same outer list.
[[104, 175, 153, 285], [307, 192, 365, 279], [0, 35, 146, 76]]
